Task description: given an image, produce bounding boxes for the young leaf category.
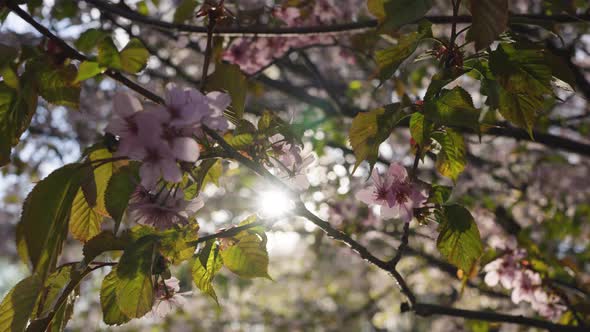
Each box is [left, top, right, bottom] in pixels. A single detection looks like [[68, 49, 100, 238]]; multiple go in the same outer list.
[[424, 87, 480, 132], [0, 78, 38, 166], [115, 235, 158, 318], [349, 103, 407, 172], [432, 129, 466, 181], [34, 265, 77, 318], [98, 37, 122, 70], [87, 148, 115, 217], [120, 38, 150, 74], [409, 112, 433, 147], [467, 0, 508, 50], [105, 165, 139, 232], [0, 274, 43, 332], [220, 217, 271, 279], [75, 29, 108, 53], [16, 164, 85, 281], [192, 240, 223, 303], [375, 21, 432, 82], [69, 189, 103, 242], [497, 87, 543, 138], [101, 269, 131, 325], [206, 63, 247, 122], [436, 205, 483, 272], [75, 61, 103, 82]]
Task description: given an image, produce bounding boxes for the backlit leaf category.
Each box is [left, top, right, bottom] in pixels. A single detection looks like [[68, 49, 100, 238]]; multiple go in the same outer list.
[[101, 269, 131, 325], [0, 275, 42, 332], [69, 189, 103, 242], [424, 87, 480, 132], [105, 165, 139, 232], [75, 61, 103, 82], [173, 0, 199, 23], [432, 129, 466, 181], [370, 0, 434, 31], [98, 38, 122, 70], [206, 63, 247, 122], [221, 217, 271, 279], [437, 205, 483, 272], [120, 38, 150, 74], [192, 240, 223, 303]]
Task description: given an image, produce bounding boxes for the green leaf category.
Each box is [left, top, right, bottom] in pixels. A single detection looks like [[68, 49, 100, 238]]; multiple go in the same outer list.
[[432, 129, 466, 181], [409, 112, 433, 146], [436, 205, 483, 272], [192, 240, 223, 303], [34, 265, 77, 318], [105, 165, 139, 232], [101, 269, 131, 325], [429, 185, 452, 205], [206, 63, 247, 122], [220, 217, 271, 279], [424, 68, 467, 100], [16, 164, 85, 281], [173, 0, 199, 23], [75, 61, 103, 82], [75, 29, 108, 53], [98, 38, 122, 70], [375, 21, 432, 82], [0, 44, 18, 69], [349, 103, 407, 172], [116, 236, 158, 318], [467, 0, 508, 50], [424, 87, 480, 132], [371, 0, 434, 31], [498, 87, 544, 138], [69, 189, 103, 242], [0, 77, 38, 166], [120, 38, 150, 74], [83, 231, 127, 264], [224, 133, 254, 149], [0, 275, 43, 332], [86, 149, 115, 217], [28, 60, 81, 109]]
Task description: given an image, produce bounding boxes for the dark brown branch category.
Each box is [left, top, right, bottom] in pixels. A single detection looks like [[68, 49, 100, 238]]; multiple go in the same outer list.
[[409, 303, 587, 332], [83, 0, 590, 37], [186, 221, 265, 246], [6, 1, 163, 104]]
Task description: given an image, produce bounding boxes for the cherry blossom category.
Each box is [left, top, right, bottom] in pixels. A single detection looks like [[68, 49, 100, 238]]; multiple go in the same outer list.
[[356, 163, 428, 222], [128, 186, 204, 230], [152, 277, 187, 318], [483, 248, 526, 289], [268, 135, 316, 190]]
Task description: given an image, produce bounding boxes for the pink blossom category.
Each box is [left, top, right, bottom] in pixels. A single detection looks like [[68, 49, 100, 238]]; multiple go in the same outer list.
[[355, 163, 428, 222], [511, 269, 542, 304], [269, 135, 316, 190], [152, 277, 187, 318], [532, 290, 566, 320], [483, 249, 526, 289], [129, 186, 204, 230]]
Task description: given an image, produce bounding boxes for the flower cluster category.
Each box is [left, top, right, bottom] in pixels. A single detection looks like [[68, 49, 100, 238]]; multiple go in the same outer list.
[[356, 163, 428, 222], [483, 239, 566, 320], [222, 0, 360, 74], [268, 134, 316, 190], [152, 277, 187, 318], [128, 185, 203, 230], [106, 85, 230, 189]]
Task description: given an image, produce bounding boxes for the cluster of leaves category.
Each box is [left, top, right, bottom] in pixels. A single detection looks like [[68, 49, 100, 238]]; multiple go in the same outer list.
[[350, 0, 576, 277]]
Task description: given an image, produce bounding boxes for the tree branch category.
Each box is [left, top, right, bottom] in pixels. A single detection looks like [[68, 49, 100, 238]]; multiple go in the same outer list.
[[83, 0, 590, 37], [409, 303, 587, 332]]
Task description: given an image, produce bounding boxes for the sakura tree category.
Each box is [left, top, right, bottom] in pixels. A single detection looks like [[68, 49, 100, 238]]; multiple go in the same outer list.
[[0, 0, 589, 331]]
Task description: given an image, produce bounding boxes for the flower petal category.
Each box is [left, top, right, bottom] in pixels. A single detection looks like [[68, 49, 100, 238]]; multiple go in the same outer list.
[[172, 137, 200, 162]]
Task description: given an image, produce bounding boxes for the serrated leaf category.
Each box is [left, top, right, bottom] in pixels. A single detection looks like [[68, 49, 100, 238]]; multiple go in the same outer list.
[[28, 60, 80, 109], [186, 159, 222, 199], [409, 112, 433, 146], [220, 217, 270, 279], [0, 275, 42, 332], [0, 77, 38, 166], [101, 269, 131, 325], [429, 185, 453, 205], [105, 165, 138, 232], [115, 236, 157, 318], [432, 129, 466, 181], [224, 133, 254, 149], [75, 61, 103, 82], [349, 103, 407, 172], [424, 87, 480, 132], [75, 29, 108, 53], [34, 265, 77, 319], [87, 149, 114, 217], [120, 38, 150, 74], [98, 38, 122, 70], [173, 0, 199, 23], [375, 21, 432, 82], [436, 205, 483, 272], [16, 164, 85, 281], [497, 87, 544, 138], [192, 240, 223, 303], [69, 189, 103, 242], [206, 63, 247, 122], [467, 0, 508, 50]]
